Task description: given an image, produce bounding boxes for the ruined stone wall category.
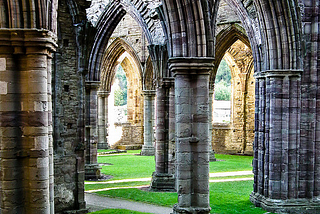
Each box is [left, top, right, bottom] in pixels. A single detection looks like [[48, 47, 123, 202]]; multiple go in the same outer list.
[[109, 14, 149, 65], [53, 0, 87, 212], [212, 123, 233, 153]]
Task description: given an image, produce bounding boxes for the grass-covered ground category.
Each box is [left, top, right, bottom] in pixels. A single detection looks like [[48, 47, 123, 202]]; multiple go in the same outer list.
[[88, 150, 271, 214], [95, 150, 253, 181]]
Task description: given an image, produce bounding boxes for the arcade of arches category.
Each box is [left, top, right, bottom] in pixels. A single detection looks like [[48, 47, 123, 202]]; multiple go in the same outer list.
[[0, 0, 319, 213]]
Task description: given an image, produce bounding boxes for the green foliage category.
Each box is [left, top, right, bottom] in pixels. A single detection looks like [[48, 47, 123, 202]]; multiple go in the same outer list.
[[215, 59, 231, 83], [214, 80, 231, 101], [114, 66, 127, 106], [114, 88, 126, 106], [214, 59, 232, 101]]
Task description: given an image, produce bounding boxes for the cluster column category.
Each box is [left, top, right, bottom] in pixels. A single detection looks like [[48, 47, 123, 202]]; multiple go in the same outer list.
[[97, 90, 110, 149], [0, 29, 56, 213], [85, 81, 101, 180], [250, 70, 308, 213], [141, 90, 156, 156], [150, 80, 175, 191], [170, 58, 213, 214]]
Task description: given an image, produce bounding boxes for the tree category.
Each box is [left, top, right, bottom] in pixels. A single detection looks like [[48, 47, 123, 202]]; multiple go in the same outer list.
[[114, 66, 128, 106], [215, 59, 231, 83], [214, 59, 231, 101], [214, 80, 231, 101]]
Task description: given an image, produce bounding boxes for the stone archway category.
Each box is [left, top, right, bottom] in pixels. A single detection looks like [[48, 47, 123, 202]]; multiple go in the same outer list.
[[212, 39, 255, 155], [98, 37, 144, 149], [1, 0, 320, 213]]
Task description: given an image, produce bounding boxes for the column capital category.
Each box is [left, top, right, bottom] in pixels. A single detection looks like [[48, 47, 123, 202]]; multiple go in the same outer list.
[[0, 29, 57, 55], [254, 69, 303, 79], [142, 90, 156, 97], [168, 57, 214, 76], [97, 90, 110, 98], [162, 77, 174, 88], [85, 81, 100, 89]]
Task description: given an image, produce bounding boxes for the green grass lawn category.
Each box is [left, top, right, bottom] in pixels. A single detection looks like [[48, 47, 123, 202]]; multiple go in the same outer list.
[[92, 181, 268, 214], [98, 151, 155, 180], [211, 154, 253, 172], [96, 151, 253, 181], [87, 151, 267, 214], [90, 209, 151, 214], [85, 181, 151, 191]]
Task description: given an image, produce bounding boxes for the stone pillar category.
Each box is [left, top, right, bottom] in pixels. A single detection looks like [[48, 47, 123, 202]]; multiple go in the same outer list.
[[141, 90, 156, 156], [250, 70, 315, 213], [150, 83, 175, 191], [97, 90, 109, 149], [47, 55, 55, 214], [85, 81, 101, 180], [170, 58, 213, 214], [168, 79, 176, 175], [208, 89, 216, 162], [0, 29, 56, 213]]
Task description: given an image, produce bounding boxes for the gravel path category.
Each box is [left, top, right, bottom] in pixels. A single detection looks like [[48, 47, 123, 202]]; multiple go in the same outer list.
[[86, 192, 173, 214]]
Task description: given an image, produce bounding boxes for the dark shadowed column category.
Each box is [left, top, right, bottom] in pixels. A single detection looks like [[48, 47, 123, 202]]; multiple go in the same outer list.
[[150, 83, 175, 191], [85, 81, 101, 180], [141, 90, 156, 156], [97, 90, 109, 149], [167, 78, 176, 176], [170, 58, 213, 214]]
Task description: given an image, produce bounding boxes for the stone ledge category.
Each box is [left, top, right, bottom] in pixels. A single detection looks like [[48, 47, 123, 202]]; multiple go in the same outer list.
[[172, 204, 211, 214], [150, 172, 176, 192], [140, 145, 155, 156], [250, 192, 320, 214]]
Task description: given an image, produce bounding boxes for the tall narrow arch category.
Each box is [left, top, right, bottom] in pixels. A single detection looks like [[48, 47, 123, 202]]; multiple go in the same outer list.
[[143, 56, 155, 91], [223, 0, 302, 72], [88, 0, 163, 81], [100, 37, 143, 92], [211, 23, 251, 85]]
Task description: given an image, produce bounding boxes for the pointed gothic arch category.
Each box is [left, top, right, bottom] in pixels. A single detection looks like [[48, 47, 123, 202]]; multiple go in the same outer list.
[[100, 37, 143, 92], [88, 0, 164, 81], [211, 24, 251, 86], [143, 56, 155, 91]]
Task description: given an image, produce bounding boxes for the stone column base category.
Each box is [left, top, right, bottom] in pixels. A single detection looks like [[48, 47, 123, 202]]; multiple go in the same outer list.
[[85, 164, 101, 180], [250, 192, 320, 214], [140, 145, 155, 156], [172, 204, 211, 214], [97, 142, 109, 150], [63, 209, 89, 214], [150, 172, 175, 191], [209, 150, 216, 162]]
